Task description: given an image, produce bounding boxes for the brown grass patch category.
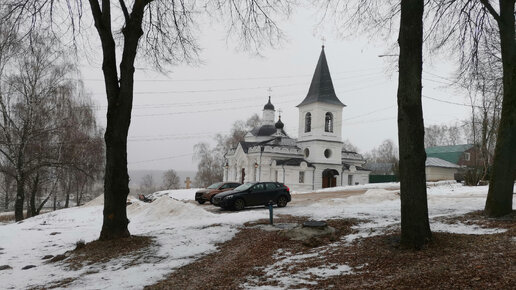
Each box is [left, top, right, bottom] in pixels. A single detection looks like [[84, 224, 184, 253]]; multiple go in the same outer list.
[[146, 216, 357, 290], [63, 235, 155, 270], [311, 230, 516, 289], [146, 213, 516, 289], [0, 212, 15, 223]]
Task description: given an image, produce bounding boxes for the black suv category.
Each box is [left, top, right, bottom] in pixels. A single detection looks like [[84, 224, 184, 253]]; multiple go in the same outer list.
[[212, 182, 291, 211]]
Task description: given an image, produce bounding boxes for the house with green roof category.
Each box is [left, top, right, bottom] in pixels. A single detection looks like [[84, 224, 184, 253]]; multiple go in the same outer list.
[[425, 144, 479, 166], [424, 144, 488, 181]]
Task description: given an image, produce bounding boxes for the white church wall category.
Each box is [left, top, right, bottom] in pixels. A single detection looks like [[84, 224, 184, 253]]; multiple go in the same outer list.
[[268, 166, 314, 191], [354, 173, 369, 185], [341, 171, 370, 185], [299, 140, 343, 165]]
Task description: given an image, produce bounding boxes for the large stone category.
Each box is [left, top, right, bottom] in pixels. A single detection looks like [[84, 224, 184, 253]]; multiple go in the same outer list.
[[303, 220, 328, 229], [283, 225, 336, 241]]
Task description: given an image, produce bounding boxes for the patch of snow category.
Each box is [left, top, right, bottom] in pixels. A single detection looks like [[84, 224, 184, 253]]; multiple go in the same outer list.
[[302, 263, 353, 277], [292, 182, 401, 194], [148, 188, 200, 201], [244, 249, 354, 289], [431, 222, 507, 235]]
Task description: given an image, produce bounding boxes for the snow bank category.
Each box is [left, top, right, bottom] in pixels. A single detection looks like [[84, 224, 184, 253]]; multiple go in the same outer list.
[[127, 196, 215, 222], [84, 194, 104, 207], [292, 182, 401, 194], [148, 188, 199, 201]]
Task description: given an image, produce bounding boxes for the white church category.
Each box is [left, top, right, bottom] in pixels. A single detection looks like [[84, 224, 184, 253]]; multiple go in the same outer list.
[[223, 47, 370, 191]]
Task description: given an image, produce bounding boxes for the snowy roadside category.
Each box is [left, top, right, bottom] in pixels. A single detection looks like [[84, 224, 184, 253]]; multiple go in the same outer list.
[[0, 183, 514, 289]]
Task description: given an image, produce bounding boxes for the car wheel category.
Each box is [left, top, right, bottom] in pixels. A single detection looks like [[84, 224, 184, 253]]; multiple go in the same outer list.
[[277, 196, 288, 208], [197, 200, 206, 205], [210, 196, 215, 204], [233, 198, 245, 211]]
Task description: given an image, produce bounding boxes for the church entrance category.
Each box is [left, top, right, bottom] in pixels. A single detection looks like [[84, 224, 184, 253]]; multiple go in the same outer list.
[[241, 168, 245, 183], [322, 169, 339, 188]]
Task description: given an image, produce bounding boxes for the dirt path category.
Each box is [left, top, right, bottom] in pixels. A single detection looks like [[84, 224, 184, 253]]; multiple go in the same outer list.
[[196, 189, 372, 213], [290, 189, 368, 206]]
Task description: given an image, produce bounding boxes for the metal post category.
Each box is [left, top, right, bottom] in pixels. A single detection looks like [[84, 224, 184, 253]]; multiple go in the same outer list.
[[268, 200, 274, 225]]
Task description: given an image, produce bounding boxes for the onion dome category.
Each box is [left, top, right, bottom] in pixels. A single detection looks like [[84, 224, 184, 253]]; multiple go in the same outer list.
[[275, 116, 284, 129], [264, 96, 275, 110]]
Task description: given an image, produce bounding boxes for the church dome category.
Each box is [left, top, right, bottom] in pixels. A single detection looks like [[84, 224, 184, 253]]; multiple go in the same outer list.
[[250, 124, 277, 136], [263, 96, 275, 110], [275, 116, 284, 129]]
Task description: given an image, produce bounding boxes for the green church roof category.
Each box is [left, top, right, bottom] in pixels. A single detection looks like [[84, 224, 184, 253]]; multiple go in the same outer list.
[[425, 144, 474, 164]]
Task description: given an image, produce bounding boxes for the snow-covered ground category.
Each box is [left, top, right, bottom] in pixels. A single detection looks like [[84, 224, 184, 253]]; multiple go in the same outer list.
[[0, 182, 514, 289]]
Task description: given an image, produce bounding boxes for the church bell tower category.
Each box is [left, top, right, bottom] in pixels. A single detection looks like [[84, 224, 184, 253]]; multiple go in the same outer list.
[[297, 46, 346, 166]]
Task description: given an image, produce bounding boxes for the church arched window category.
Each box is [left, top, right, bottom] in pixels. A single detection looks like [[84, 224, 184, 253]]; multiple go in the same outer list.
[[305, 112, 311, 133], [325, 112, 333, 132]]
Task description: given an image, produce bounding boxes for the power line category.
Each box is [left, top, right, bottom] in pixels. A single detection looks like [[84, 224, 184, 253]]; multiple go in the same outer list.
[[88, 71, 386, 96], [342, 105, 396, 121], [422, 95, 501, 111], [129, 152, 194, 164], [90, 89, 307, 111], [80, 67, 383, 83], [124, 81, 391, 118]]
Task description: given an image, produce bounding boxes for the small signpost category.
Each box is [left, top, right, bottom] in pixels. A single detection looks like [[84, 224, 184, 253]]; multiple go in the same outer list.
[[268, 200, 274, 225], [184, 177, 191, 189]]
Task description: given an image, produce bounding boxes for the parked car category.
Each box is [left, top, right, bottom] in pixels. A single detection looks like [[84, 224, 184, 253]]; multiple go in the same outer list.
[[195, 182, 241, 204], [212, 182, 291, 211]]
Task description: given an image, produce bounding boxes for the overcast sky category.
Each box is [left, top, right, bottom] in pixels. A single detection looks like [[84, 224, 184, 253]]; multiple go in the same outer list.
[[80, 7, 468, 172]]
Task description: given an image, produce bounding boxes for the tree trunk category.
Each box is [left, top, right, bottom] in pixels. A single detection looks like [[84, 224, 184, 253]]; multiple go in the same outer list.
[[36, 190, 52, 215], [485, 0, 516, 217], [77, 180, 86, 206], [29, 173, 39, 216], [25, 192, 31, 218], [397, 0, 432, 249], [4, 183, 8, 210], [89, 0, 146, 240], [14, 174, 25, 221], [65, 193, 70, 208]]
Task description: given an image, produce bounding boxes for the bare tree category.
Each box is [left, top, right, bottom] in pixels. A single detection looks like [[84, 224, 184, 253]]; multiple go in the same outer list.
[[0, 33, 76, 221], [214, 113, 261, 155], [479, 0, 516, 216], [366, 139, 398, 163], [425, 124, 465, 148], [422, 0, 515, 216], [365, 139, 399, 177], [193, 142, 223, 188], [0, 172, 14, 210], [139, 174, 155, 194], [3, 0, 291, 239], [162, 169, 180, 190], [396, 0, 432, 248], [342, 139, 359, 152]]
